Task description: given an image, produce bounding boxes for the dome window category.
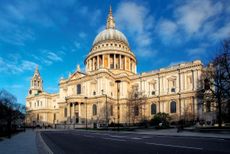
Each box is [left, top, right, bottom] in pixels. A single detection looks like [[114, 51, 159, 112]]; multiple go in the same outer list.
[[106, 44, 108, 46], [115, 44, 117, 46]]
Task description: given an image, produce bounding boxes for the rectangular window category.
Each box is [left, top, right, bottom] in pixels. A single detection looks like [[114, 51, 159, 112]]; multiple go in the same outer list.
[[54, 113, 56, 121], [77, 84, 81, 94], [64, 108, 67, 117]]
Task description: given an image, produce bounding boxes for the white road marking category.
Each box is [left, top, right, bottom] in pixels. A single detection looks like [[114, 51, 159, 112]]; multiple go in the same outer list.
[[141, 136, 152, 139], [131, 137, 142, 140], [83, 135, 95, 138], [145, 142, 203, 150], [102, 137, 126, 142], [218, 139, 225, 141], [108, 135, 128, 138]]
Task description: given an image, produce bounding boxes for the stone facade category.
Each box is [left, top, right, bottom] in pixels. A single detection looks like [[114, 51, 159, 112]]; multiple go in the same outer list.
[[26, 7, 208, 127]]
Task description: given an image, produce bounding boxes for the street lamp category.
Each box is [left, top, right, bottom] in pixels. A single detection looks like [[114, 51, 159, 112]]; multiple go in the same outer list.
[[115, 80, 121, 131], [84, 97, 88, 129], [102, 89, 108, 129]]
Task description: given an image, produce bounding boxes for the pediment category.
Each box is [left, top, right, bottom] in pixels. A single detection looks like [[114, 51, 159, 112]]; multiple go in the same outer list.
[[69, 71, 85, 81]]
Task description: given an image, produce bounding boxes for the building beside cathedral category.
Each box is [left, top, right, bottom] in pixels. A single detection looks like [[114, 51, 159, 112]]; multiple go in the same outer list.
[[26, 7, 211, 128]]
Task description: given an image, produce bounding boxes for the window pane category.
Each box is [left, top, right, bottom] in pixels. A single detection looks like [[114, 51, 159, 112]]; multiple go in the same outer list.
[[93, 104, 97, 115], [77, 84, 81, 94], [170, 101, 176, 113], [151, 104, 156, 115]]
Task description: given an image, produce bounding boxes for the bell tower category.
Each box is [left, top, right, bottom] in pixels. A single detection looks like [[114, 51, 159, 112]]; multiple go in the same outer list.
[[29, 66, 43, 96]]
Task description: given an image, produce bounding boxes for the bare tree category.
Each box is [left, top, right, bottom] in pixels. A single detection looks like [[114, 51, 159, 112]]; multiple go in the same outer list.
[[126, 85, 147, 126], [197, 39, 230, 127], [0, 89, 25, 137]]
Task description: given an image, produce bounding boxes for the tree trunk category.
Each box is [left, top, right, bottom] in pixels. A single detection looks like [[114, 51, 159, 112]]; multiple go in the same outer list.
[[217, 95, 222, 128]]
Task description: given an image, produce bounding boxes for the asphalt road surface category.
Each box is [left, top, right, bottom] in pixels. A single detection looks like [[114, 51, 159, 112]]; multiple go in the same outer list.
[[41, 130, 230, 154]]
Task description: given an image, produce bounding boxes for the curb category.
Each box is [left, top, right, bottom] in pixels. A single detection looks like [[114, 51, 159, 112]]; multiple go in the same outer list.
[[124, 131, 230, 140], [71, 129, 230, 140], [36, 131, 53, 154]]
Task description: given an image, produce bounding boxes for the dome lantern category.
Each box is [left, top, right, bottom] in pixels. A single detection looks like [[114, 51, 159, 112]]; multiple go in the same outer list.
[[106, 5, 115, 29]]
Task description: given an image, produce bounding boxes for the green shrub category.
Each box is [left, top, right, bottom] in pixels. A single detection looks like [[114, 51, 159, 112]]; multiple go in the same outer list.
[[150, 112, 171, 128]]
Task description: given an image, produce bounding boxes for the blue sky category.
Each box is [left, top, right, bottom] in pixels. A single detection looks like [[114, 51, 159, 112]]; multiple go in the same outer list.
[[0, 0, 230, 105]]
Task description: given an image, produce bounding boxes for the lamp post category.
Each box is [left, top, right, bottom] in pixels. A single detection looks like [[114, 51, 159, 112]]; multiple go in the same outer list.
[[115, 80, 121, 131], [84, 97, 88, 129], [102, 90, 108, 129]]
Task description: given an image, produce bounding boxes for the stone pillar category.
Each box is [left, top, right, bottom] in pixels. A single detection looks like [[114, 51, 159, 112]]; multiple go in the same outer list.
[[78, 103, 81, 124], [192, 70, 195, 90], [124, 56, 126, 70], [114, 54, 116, 69], [102, 55, 104, 68], [97, 55, 99, 69], [119, 54, 121, 69], [89, 59, 91, 71], [92, 58, 95, 71], [108, 54, 110, 69], [72, 103, 75, 124]]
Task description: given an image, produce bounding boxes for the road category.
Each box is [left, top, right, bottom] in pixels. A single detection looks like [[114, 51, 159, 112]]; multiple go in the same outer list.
[[41, 130, 230, 154]]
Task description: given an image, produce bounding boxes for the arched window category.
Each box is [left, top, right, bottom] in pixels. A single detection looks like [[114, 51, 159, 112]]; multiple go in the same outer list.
[[110, 105, 113, 116], [93, 104, 97, 116], [77, 84, 81, 94], [151, 103, 157, 115], [170, 101, 176, 113], [134, 105, 139, 116]]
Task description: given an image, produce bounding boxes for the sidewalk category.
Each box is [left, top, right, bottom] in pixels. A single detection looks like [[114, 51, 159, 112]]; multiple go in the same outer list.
[[131, 128, 230, 139], [0, 129, 38, 154]]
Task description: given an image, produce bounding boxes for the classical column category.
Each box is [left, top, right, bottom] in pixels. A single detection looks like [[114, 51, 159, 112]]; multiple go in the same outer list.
[[192, 96, 196, 119], [192, 70, 195, 90], [114, 54, 116, 69], [78, 103, 81, 124], [92, 58, 95, 71], [102, 55, 104, 68], [89, 59, 92, 71], [178, 69, 181, 118], [135, 64, 137, 74], [108, 54, 110, 69], [119, 54, 121, 69], [72, 103, 75, 124], [96, 56, 99, 69], [124, 56, 126, 70]]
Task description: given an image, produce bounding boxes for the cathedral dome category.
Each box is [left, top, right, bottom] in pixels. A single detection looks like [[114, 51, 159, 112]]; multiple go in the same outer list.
[[93, 29, 129, 46], [85, 6, 137, 75]]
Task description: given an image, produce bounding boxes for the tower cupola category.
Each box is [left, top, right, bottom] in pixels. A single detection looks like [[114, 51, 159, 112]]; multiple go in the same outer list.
[[29, 66, 43, 96]]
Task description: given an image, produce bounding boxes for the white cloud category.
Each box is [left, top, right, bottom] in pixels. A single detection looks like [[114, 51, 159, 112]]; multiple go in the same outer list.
[[211, 22, 230, 41], [155, 0, 229, 45], [30, 50, 63, 65], [114, 2, 155, 57], [74, 41, 81, 49], [186, 43, 210, 59], [175, 0, 223, 34], [0, 57, 37, 74], [77, 6, 101, 26], [78, 32, 87, 39], [47, 52, 63, 62], [156, 19, 179, 44]]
